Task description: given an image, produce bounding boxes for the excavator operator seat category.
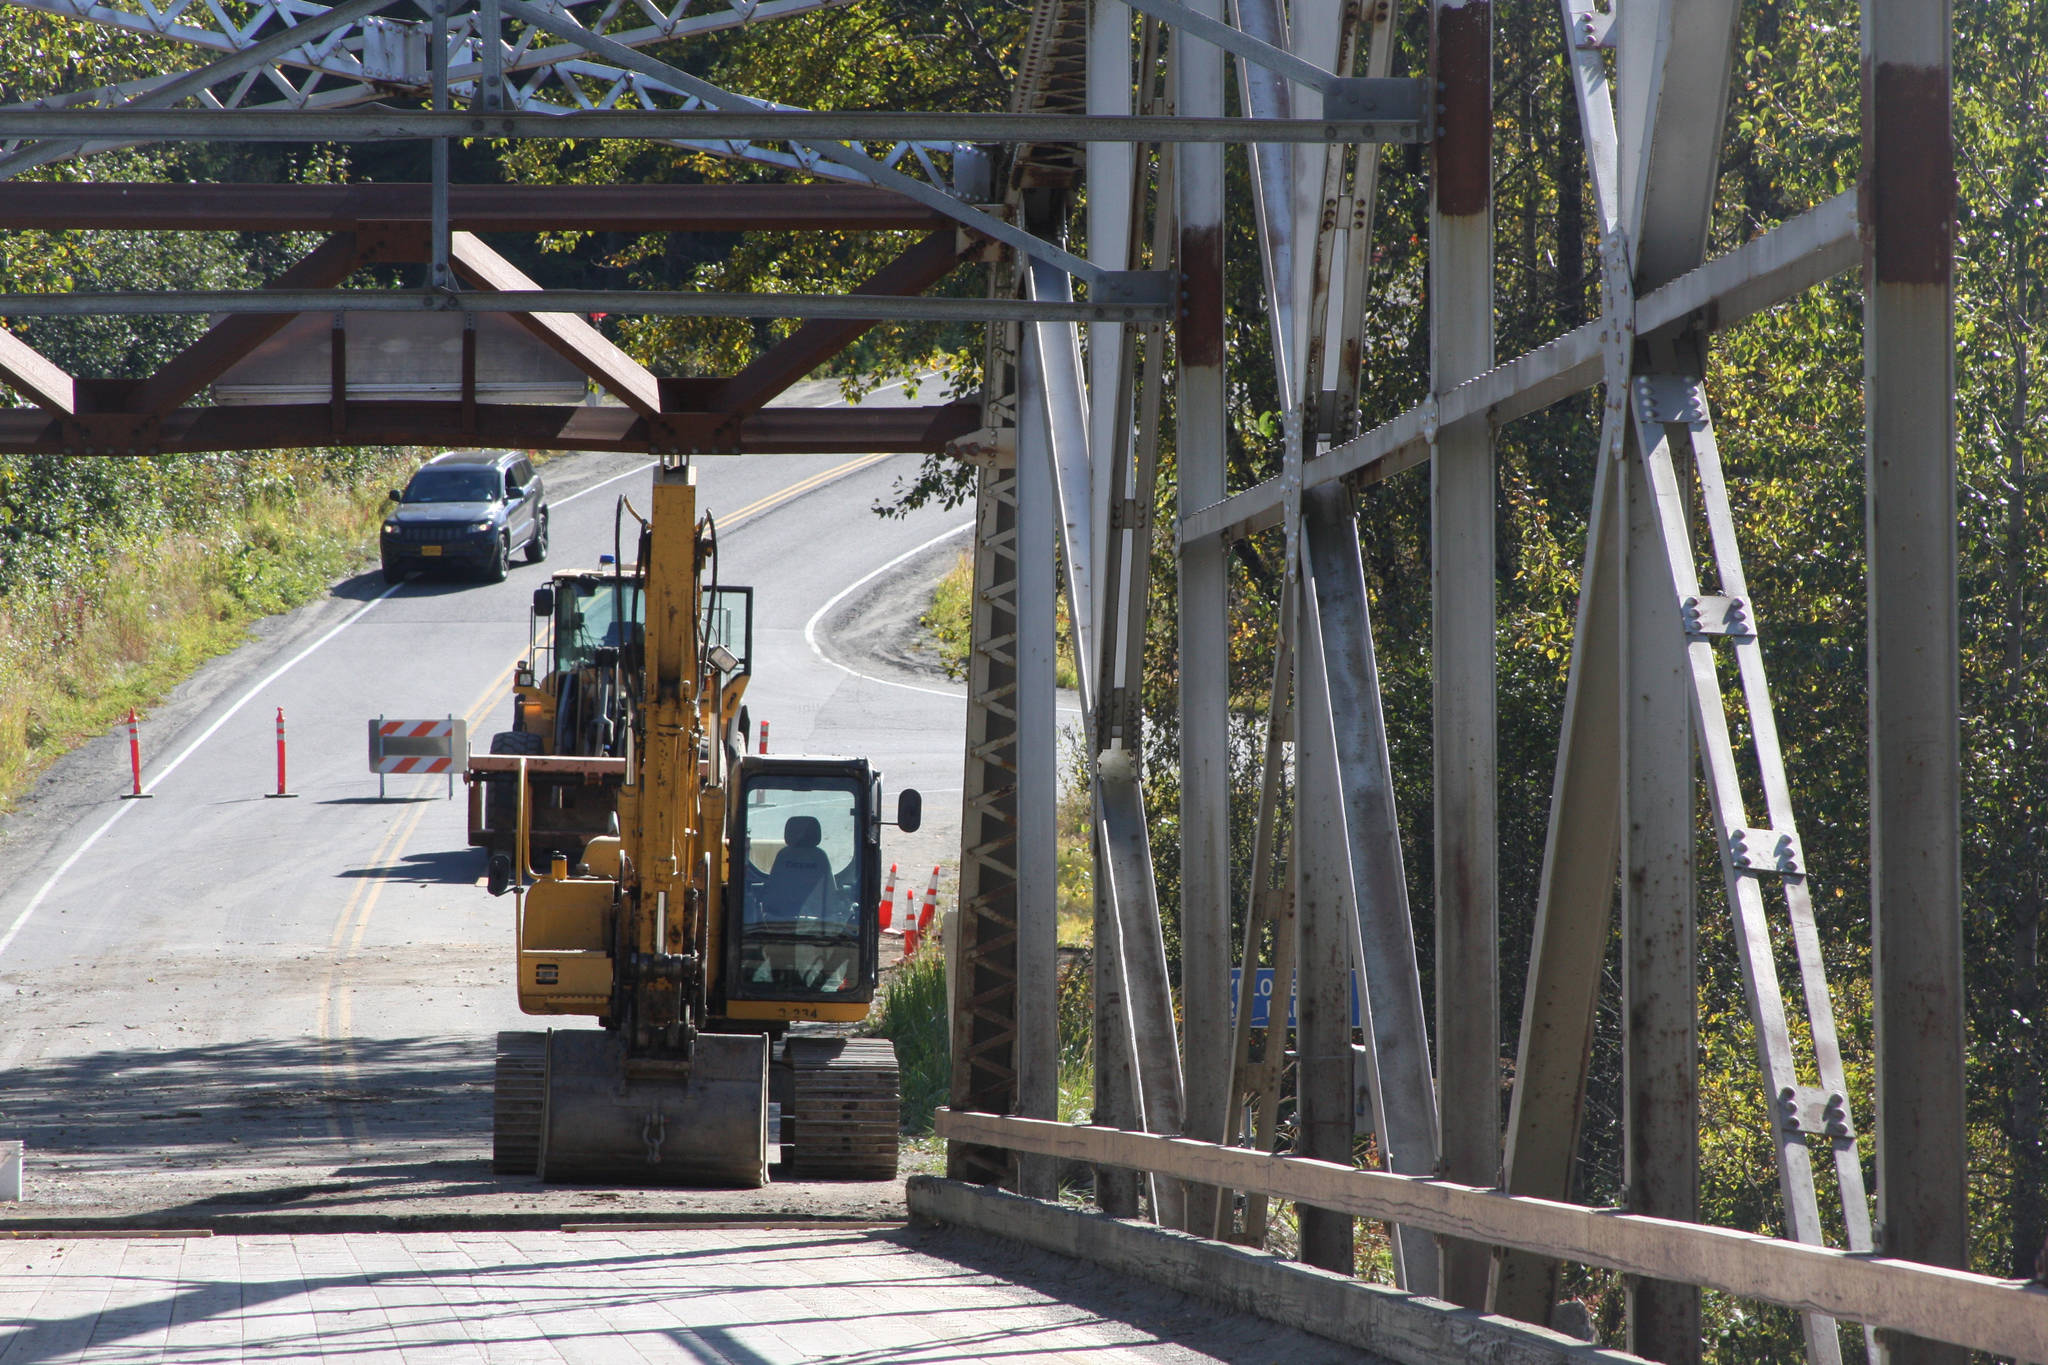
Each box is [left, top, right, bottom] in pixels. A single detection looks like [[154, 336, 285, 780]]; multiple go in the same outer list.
[[763, 816, 833, 918]]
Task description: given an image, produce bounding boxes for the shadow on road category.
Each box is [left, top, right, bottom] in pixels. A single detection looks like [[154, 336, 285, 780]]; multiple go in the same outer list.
[[332, 569, 516, 602], [334, 849, 485, 885], [0, 1224, 1373, 1365], [0, 1034, 493, 1166], [316, 794, 444, 806]]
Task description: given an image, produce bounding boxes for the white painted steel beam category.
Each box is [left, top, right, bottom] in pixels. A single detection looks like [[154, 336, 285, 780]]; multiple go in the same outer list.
[[1178, 191, 1861, 547], [1173, 0, 1232, 1242], [1015, 338, 1061, 1201], [1620, 432, 1699, 1360], [1097, 752, 1188, 1227], [1862, 9, 1966, 1359], [1023, 269, 1099, 715], [1427, 0, 1496, 1309], [0, 106, 1425, 145], [1490, 447, 1624, 1321], [1615, 0, 1741, 291], [1086, 0, 1134, 702], [1284, 0, 1354, 1273], [1300, 485, 1442, 1295], [0, 329, 76, 415], [1293, 580, 1360, 1276]]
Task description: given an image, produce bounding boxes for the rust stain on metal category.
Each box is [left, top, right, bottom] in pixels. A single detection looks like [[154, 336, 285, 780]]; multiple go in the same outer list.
[[1861, 61, 1954, 287], [1178, 223, 1226, 370], [1432, 1, 1491, 219]]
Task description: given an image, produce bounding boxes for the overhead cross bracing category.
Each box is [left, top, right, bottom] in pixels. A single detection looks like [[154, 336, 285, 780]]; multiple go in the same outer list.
[[0, 0, 2035, 1360]]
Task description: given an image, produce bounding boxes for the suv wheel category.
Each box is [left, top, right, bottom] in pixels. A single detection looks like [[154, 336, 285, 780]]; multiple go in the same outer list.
[[486, 534, 511, 583], [525, 510, 550, 564], [381, 554, 405, 585]]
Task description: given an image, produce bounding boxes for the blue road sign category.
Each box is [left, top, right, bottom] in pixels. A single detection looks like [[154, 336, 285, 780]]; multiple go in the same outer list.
[[1227, 967, 1362, 1029]]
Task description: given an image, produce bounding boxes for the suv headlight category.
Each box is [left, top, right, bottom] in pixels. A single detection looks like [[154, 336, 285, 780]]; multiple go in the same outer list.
[[470, 519, 494, 533], [381, 520, 399, 534]]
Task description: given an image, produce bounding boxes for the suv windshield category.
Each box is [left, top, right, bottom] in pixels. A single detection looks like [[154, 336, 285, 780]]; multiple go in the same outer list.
[[403, 468, 502, 503]]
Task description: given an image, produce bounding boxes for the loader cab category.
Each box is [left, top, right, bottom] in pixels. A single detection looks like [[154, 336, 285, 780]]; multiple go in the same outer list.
[[549, 571, 644, 675], [519, 571, 754, 744], [530, 572, 753, 678], [721, 757, 917, 1019]]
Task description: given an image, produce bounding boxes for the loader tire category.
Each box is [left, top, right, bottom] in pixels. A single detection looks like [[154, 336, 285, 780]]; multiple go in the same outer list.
[[786, 1036, 900, 1180], [493, 1030, 548, 1176]]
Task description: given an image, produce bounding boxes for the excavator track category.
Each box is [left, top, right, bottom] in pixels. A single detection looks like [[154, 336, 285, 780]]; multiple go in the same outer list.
[[785, 1037, 900, 1180], [493, 1030, 547, 1176]]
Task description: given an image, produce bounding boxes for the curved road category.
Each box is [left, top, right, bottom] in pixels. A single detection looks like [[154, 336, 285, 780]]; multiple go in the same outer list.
[[0, 391, 975, 1223]]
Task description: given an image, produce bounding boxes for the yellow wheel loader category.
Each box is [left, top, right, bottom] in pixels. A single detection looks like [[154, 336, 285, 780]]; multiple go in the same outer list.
[[466, 527, 717, 894], [474, 464, 921, 1184]]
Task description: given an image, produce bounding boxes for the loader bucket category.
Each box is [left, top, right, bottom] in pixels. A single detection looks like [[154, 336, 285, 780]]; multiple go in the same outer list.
[[506, 1029, 769, 1187]]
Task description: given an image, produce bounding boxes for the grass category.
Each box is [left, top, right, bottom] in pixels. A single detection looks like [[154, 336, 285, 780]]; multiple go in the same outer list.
[[922, 550, 1079, 690], [922, 551, 976, 680], [869, 938, 951, 1135], [0, 454, 417, 809], [868, 933, 1098, 1139]]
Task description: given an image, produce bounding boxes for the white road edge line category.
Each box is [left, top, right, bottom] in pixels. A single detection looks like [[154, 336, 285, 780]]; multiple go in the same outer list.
[[803, 521, 974, 702], [0, 457, 658, 963]]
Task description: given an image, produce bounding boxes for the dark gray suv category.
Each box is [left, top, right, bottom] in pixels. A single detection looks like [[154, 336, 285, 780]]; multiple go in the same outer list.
[[381, 450, 549, 584]]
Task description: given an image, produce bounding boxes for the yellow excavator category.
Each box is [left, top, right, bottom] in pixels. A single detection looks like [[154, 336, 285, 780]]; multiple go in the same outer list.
[[470, 463, 921, 1184]]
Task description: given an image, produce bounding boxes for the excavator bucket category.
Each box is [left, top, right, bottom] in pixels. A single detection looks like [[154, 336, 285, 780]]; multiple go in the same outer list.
[[494, 1030, 768, 1187]]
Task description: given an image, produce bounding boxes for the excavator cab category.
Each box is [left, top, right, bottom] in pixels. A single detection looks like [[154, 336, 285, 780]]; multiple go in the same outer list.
[[721, 758, 911, 1017]]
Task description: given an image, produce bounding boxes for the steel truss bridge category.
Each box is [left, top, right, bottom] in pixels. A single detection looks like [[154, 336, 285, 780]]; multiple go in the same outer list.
[[0, 0, 2040, 1360]]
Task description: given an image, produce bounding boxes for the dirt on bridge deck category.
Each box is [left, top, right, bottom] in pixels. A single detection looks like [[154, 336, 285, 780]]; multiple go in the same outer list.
[[0, 1026, 934, 1235]]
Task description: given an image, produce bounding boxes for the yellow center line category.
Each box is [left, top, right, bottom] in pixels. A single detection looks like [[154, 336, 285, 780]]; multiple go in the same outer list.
[[718, 452, 893, 527], [315, 653, 530, 1143]]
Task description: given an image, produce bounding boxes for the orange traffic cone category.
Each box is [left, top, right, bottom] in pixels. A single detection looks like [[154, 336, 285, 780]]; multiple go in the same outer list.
[[918, 867, 939, 935], [879, 862, 898, 930], [903, 865, 940, 953]]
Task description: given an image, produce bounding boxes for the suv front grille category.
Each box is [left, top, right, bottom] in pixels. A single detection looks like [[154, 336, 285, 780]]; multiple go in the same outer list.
[[390, 523, 480, 544]]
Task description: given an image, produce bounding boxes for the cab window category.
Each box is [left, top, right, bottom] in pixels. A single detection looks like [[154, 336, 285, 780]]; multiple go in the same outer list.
[[734, 775, 865, 996], [554, 579, 643, 674]]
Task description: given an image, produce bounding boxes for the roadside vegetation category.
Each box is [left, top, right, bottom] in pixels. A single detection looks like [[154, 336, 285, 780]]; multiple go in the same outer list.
[[922, 562, 1093, 941], [0, 453, 417, 808], [870, 934, 1098, 1139], [921, 550, 1080, 691]]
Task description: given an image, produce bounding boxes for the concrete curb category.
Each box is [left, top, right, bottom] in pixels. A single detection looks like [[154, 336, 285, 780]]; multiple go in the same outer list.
[[905, 1175, 1647, 1365]]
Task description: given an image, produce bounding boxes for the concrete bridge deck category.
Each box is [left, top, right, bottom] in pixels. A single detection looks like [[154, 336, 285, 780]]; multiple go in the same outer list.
[[0, 1225, 1389, 1364]]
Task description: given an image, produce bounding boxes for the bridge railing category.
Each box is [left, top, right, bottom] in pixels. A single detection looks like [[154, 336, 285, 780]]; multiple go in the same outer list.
[[935, 1109, 2048, 1363]]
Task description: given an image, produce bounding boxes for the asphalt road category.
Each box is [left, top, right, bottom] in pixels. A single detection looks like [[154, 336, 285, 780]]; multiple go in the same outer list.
[[0, 379, 977, 1225]]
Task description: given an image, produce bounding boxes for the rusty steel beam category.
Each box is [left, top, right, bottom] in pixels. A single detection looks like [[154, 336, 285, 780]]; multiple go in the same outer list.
[[0, 328, 76, 415], [0, 182, 958, 233], [124, 232, 366, 417], [448, 231, 662, 416], [716, 231, 976, 418], [0, 400, 982, 457]]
